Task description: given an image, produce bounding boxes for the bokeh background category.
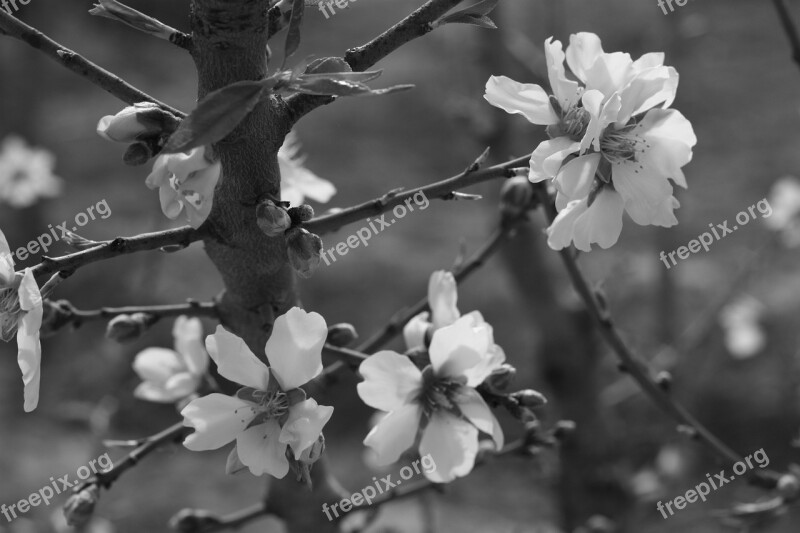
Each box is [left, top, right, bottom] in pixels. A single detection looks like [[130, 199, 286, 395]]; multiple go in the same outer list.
[[2, 0, 800, 531]]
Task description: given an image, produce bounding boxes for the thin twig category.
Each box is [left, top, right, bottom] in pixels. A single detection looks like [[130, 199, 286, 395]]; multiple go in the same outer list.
[[773, 0, 800, 70], [0, 11, 185, 117], [89, 422, 188, 490], [286, 0, 465, 121], [305, 155, 528, 235], [32, 226, 201, 279], [322, 344, 368, 369], [50, 300, 219, 329], [534, 184, 780, 489]]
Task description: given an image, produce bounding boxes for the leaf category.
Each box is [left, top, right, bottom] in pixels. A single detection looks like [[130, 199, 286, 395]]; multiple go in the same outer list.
[[287, 75, 413, 97], [162, 80, 265, 153], [305, 57, 351, 74], [283, 0, 306, 67], [437, 0, 499, 29]]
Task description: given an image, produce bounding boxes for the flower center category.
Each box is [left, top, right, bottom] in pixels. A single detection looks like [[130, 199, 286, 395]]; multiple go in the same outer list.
[[599, 124, 649, 166], [236, 387, 291, 426], [546, 96, 592, 142], [416, 366, 467, 416], [0, 288, 22, 342]]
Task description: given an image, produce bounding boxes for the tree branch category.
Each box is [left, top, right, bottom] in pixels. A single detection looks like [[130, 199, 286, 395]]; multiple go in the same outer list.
[[32, 226, 201, 279], [89, 0, 193, 51], [773, 0, 800, 70], [304, 155, 527, 235], [48, 299, 219, 329], [533, 184, 781, 489], [0, 11, 185, 117], [286, 0, 466, 121]]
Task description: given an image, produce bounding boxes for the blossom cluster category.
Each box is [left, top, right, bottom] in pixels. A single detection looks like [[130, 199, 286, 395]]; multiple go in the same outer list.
[[485, 32, 696, 251]]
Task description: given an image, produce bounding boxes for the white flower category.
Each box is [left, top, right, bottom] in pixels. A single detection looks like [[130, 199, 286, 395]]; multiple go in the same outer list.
[[145, 146, 220, 228], [719, 296, 766, 360], [484, 32, 695, 252], [358, 314, 506, 483], [0, 229, 44, 412], [279, 133, 336, 206], [765, 176, 800, 246], [0, 135, 63, 208], [132, 316, 208, 403], [403, 271, 493, 353], [180, 307, 333, 478]]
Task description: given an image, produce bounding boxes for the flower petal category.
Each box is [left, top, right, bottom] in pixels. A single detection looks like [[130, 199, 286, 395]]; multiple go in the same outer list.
[[235, 419, 289, 478], [134, 381, 186, 403], [181, 393, 255, 451], [363, 403, 421, 465], [265, 307, 327, 390], [357, 350, 423, 411], [17, 269, 42, 412], [429, 315, 491, 381], [428, 270, 460, 330], [457, 387, 504, 450], [133, 348, 185, 386], [173, 316, 208, 376], [403, 311, 431, 351], [484, 76, 558, 125], [547, 199, 589, 251], [419, 412, 479, 483], [529, 138, 581, 183], [555, 153, 601, 200], [572, 188, 625, 250], [205, 326, 270, 390], [545, 37, 582, 108], [565, 32, 605, 83], [279, 398, 334, 459]]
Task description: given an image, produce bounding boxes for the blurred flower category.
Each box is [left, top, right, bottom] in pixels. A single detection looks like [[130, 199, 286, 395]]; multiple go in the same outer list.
[[765, 176, 800, 246], [132, 316, 208, 403], [403, 271, 503, 361], [63, 485, 100, 528], [279, 133, 336, 206], [180, 307, 333, 478], [719, 296, 766, 359], [358, 314, 506, 483], [146, 146, 220, 228], [0, 229, 43, 412], [484, 32, 695, 252], [0, 135, 63, 208]]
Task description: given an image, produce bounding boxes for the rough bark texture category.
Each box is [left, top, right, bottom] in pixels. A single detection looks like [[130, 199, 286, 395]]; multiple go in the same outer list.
[[190, 0, 294, 352]]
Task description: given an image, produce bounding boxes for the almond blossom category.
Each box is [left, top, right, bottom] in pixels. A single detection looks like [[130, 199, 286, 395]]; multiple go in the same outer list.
[[180, 307, 333, 478], [132, 316, 209, 403], [279, 132, 336, 207], [0, 135, 63, 208], [97, 103, 158, 143], [145, 146, 221, 228], [403, 270, 494, 352], [484, 32, 696, 252], [0, 229, 44, 412], [358, 314, 505, 483]]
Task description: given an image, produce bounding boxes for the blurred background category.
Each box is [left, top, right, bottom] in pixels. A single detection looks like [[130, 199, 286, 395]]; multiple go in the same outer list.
[[2, 0, 800, 531]]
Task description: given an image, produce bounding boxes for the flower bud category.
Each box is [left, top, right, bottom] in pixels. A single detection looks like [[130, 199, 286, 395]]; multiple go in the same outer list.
[[169, 508, 222, 533], [61, 230, 101, 250], [326, 323, 358, 347], [485, 363, 517, 391], [105, 313, 157, 343], [63, 485, 99, 528], [512, 389, 548, 408], [778, 474, 800, 500], [299, 434, 326, 466], [97, 103, 160, 143], [256, 200, 292, 237], [39, 300, 74, 338], [123, 142, 154, 166], [285, 227, 322, 279], [288, 204, 315, 224], [500, 176, 535, 217]]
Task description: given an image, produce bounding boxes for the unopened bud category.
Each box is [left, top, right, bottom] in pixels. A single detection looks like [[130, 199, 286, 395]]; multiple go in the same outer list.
[[286, 227, 322, 279], [500, 176, 535, 217], [656, 371, 672, 391], [553, 419, 577, 440], [123, 142, 154, 166], [485, 364, 517, 391], [512, 389, 548, 408], [257, 200, 292, 237], [299, 434, 326, 466], [63, 485, 99, 528], [327, 323, 358, 347], [288, 204, 315, 224], [585, 515, 616, 533], [169, 508, 222, 533], [62, 230, 101, 250], [39, 300, 74, 338], [778, 474, 800, 500], [105, 313, 157, 343], [97, 102, 163, 143]]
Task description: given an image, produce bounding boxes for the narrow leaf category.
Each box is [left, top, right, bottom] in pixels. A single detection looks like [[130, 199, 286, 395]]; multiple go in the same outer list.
[[439, 13, 497, 29], [162, 80, 265, 153], [283, 0, 306, 67]]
